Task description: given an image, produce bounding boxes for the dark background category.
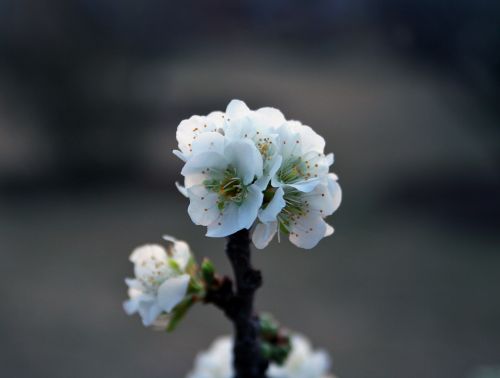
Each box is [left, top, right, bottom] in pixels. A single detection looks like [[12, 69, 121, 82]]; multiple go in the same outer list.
[[1, 1, 499, 377]]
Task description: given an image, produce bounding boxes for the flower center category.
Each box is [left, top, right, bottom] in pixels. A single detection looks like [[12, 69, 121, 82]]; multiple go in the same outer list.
[[277, 157, 308, 183], [277, 188, 306, 234], [137, 261, 174, 292], [256, 137, 274, 161], [204, 167, 248, 208]]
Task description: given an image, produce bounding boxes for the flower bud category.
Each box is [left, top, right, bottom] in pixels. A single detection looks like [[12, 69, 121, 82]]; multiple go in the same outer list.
[[201, 258, 216, 287]]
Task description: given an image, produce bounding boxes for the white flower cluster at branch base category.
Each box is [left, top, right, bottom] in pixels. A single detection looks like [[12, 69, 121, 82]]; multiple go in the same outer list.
[[187, 334, 336, 378], [123, 236, 192, 327], [174, 100, 342, 249]]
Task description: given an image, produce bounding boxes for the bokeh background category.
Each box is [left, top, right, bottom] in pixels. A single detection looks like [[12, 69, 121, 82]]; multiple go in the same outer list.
[[1, 1, 499, 378]]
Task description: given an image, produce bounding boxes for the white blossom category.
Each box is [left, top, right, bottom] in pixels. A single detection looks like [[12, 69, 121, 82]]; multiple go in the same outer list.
[[267, 335, 333, 378], [253, 173, 341, 249], [224, 100, 286, 189], [187, 337, 233, 378], [123, 236, 192, 327], [181, 136, 264, 237], [174, 99, 341, 248], [174, 111, 226, 162], [250, 116, 341, 249], [271, 121, 333, 191], [187, 334, 335, 378], [227, 101, 342, 250]]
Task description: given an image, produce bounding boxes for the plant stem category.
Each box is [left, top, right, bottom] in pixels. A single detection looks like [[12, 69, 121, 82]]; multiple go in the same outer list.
[[225, 229, 267, 378]]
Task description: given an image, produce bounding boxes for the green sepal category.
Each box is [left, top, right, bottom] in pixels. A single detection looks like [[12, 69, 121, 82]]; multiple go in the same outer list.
[[271, 344, 292, 365], [168, 259, 183, 275], [185, 257, 198, 277], [258, 313, 292, 366], [166, 295, 195, 332], [260, 341, 273, 360], [278, 221, 290, 235], [217, 201, 225, 211], [263, 186, 277, 206], [260, 313, 279, 339], [188, 277, 203, 294]]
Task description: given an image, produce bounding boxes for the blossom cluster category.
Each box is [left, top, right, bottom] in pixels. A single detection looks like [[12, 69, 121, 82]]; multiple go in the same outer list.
[[188, 334, 335, 378], [123, 237, 338, 377], [123, 236, 197, 327], [174, 100, 342, 249]]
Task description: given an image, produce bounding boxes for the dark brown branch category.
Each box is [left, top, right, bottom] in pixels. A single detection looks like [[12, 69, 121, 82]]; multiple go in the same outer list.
[[205, 229, 268, 378], [204, 276, 238, 319], [226, 229, 267, 378]]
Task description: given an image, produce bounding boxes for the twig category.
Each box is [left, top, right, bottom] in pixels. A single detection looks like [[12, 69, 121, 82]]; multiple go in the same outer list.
[[205, 229, 268, 378]]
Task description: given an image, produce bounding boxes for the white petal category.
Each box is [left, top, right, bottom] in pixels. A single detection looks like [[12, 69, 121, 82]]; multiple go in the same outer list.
[[324, 223, 334, 237], [224, 140, 263, 185], [302, 181, 339, 217], [187, 185, 220, 226], [206, 111, 225, 129], [277, 124, 303, 159], [124, 278, 144, 291], [191, 131, 225, 156], [298, 151, 331, 184], [268, 154, 283, 178], [162, 235, 177, 243], [184, 173, 209, 188], [176, 116, 206, 155], [237, 184, 264, 229], [140, 302, 163, 327], [224, 116, 256, 141], [162, 236, 192, 270], [123, 298, 140, 315], [258, 187, 285, 223], [170, 241, 191, 271], [175, 181, 189, 198], [157, 274, 190, 313], [130, 245, 173, 284], [255, 154, 282, 190], [187, 337, 234, 378], [256, 107, 286, 127], [287, 177, 321, 192], [289, 215, 328, 249], [181, 151, 228, 176], [294, 123, 325, 154], [172, 149, 187, 162], [327, 173, 342, 213], [307, 350, 332, 376], [326, 152, 334, 166], [130, 244, 167, 264], [206, 203, 241, 237], [271, 334, 332, 377], [225, 99, 250, 120], [252, 222, 278, 249], [132, 290, 155, 303]]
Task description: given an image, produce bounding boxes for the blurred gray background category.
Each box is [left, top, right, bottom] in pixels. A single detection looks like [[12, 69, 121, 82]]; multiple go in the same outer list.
[[1, 1, 499, 378]]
